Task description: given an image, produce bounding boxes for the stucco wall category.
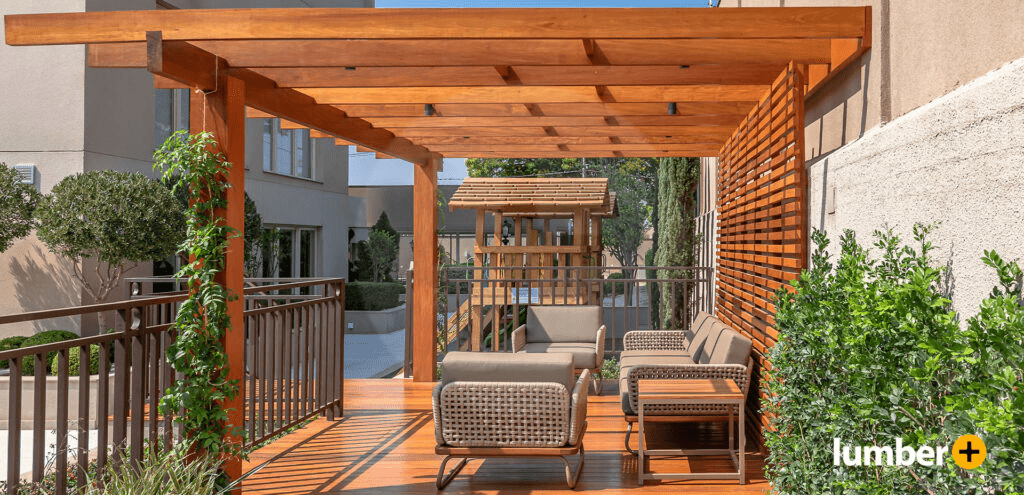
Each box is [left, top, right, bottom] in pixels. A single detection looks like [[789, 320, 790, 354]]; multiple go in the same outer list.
[[808, 55, 1024, 318], [712, 1, 1024, 318]]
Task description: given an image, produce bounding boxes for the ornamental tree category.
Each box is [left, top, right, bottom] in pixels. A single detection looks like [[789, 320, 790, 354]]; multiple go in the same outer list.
[[0, 162, 41, 252], [35, 170, 186, 329]]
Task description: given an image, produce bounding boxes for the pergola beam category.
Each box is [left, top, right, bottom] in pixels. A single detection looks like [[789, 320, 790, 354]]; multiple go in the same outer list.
[[251, 63, 784, 88], [336, 102, 756, 118], [300, 85, 770, 104], [365, 115, 745, 128], [6, 8, 868, 45], [87, 38, 834, 67], [145, 32, 436, 164]]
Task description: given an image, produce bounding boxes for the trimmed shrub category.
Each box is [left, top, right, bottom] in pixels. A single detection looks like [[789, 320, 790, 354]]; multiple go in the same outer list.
[[19, 330, 79, 376], [52, 344, 101, 375], [345, 282, 404, 311], [765, 226, 1024, 494], [603, 272, 626, 295], [0, 336, 28, 369]]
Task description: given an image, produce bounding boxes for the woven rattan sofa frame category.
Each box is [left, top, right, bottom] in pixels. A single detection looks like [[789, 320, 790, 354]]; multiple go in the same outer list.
[[620, 328, 754, 455], [432, 371, 590, 489], [435, 422, 587, 489]]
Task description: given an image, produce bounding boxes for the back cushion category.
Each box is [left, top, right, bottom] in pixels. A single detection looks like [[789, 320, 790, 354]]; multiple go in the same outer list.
[[696, 321, 730, 364], [441, 351, 575, 391], [687, 311, 714, 341], [690, 320, 727, 361], [527, 305, 602, 343], [708, 329, 753, 365]]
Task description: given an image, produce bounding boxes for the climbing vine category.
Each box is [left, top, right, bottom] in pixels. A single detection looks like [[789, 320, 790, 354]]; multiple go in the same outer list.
[[153, 130, 244, 459]]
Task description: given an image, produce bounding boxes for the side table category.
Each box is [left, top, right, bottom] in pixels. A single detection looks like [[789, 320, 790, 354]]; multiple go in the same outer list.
[[636, 378, 745, 485]]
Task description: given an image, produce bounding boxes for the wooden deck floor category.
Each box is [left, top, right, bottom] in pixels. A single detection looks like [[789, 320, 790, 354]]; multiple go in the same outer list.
[[241, 379, 768, 494]]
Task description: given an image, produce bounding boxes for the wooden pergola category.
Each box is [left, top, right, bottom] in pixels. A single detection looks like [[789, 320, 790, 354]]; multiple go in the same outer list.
[[5, 6, 870, 453]]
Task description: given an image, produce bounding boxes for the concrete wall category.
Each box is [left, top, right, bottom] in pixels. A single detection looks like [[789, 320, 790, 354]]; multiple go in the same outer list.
[[807, 56, 1024, 317], [714, 0, 1024, 318]]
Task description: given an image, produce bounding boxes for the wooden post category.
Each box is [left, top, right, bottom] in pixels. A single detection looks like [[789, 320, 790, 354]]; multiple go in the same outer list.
[[413, 156, 440, 381], [190, 75, 246, 481]]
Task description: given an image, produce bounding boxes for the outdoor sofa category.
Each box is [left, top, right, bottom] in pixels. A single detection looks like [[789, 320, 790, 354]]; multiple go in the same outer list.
[[618, 311, 753, 453], [432, 351, 590, 489], [512, 305, 606, 394]]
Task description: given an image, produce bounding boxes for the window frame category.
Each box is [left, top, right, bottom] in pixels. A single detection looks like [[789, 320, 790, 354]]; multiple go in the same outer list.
[[261, 118, 316, 181]]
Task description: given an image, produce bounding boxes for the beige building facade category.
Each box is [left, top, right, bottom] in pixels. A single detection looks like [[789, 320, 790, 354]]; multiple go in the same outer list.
[[699, 0, 1024, 317], [0, 0, 370, 338]]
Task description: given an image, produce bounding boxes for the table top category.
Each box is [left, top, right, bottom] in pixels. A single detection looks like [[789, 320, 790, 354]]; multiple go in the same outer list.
[[637, 378, 743, 401]]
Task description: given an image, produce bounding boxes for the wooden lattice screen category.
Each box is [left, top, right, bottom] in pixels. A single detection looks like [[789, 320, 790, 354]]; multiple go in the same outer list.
[[716, 62, 807, 431]]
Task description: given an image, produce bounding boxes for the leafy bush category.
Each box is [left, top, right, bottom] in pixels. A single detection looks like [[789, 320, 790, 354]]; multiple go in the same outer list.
[[345, 282, 404, 311], [85, 442, 230, 495], [765, 226, 1024, 494], [603, 272, 626, 295], [51, 344, 101, 375], [0, 335, 28, 369], [600, 356, 619, 380], [18, 330, 79, 376], [0, 162, 41, 253], [35, 170, 185, 331]]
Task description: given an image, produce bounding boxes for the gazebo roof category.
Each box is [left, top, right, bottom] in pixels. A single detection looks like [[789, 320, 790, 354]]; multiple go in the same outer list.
[[4, 7, 870, 163], [449, 177, 610, 214]]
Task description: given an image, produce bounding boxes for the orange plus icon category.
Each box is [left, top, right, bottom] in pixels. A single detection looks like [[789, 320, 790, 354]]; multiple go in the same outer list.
[[951, 434, 986, 470]]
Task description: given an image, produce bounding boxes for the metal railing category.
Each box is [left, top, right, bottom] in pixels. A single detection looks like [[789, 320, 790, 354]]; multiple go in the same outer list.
[[0, 278, 344, 494], [437, 265, 712, 355]]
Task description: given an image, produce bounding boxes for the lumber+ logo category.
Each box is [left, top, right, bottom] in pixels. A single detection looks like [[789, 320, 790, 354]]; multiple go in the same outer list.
[[833, 435, 986, 469]]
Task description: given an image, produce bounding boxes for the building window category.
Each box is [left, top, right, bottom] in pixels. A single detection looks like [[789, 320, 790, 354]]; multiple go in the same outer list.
[[261, 119, 314, 180], [261, 226, 318, 281], [155, 88, 189, 149]]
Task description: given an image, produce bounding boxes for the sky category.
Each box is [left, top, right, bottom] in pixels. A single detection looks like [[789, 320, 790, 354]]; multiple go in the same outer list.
[[348, 0, 713, 186]]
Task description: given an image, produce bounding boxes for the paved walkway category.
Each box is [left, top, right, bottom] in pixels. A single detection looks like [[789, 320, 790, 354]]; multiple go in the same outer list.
[[344, 329, 405, 379]]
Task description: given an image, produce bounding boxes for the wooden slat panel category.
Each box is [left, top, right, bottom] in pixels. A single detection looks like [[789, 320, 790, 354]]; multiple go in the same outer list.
[[6, 8, 869, 45], [715, 63, 806, 434]]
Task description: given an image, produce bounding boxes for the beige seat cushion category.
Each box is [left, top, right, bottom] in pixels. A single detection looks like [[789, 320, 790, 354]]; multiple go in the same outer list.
[[440, 351, 575, 392], [526, 305, 602, 343], [617, 350, 695, 415], [519, 342, 598, 369]]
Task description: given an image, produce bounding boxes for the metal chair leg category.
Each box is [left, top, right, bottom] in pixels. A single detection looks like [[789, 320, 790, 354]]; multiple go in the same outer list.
[[559, 444, 586, 489], [624, 422, 637, 455], [436, 455, 468, 489]]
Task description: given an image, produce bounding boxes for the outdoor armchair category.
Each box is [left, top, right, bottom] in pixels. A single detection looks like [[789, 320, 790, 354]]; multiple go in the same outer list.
[[511, 305, 605, 394], [432, 351, 589, 489]]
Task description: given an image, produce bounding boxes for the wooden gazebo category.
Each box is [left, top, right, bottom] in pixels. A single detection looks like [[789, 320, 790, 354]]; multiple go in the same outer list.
[[5, 6, 871, 442]]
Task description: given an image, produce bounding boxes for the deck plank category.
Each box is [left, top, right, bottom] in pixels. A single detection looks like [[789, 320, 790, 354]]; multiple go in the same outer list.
[[242, 379, 768, 494]]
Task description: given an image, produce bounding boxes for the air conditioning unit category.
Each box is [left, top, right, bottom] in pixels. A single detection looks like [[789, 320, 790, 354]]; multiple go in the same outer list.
[[12, 164, 37, 189]]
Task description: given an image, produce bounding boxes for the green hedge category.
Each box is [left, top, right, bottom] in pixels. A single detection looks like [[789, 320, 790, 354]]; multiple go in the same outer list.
[[765, 226, 1024, 494], [51, 344, 101, 375], [345, 282, 404, 311], [17, 330, 79, 376], [0, 336, 28, 369]]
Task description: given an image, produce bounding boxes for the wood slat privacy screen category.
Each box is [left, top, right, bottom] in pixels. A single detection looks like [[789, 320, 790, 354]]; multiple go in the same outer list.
[[716, 62, 807, 430]]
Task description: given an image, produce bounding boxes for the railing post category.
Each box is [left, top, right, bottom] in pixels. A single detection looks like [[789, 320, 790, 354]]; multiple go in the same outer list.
[[405, 265, 414, 378]]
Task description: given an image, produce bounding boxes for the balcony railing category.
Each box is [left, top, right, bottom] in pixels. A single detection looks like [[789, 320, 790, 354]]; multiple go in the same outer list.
[[433, 265, 712, 355], [0, 278, 344, 495]]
